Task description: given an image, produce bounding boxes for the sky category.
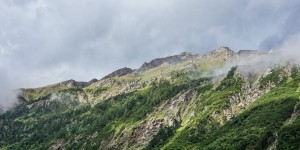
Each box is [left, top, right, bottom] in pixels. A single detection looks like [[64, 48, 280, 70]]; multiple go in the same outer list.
[[0, 0, 300, 106]]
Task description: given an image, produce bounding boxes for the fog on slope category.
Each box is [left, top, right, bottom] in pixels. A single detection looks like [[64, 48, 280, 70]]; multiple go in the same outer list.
[[0, 71, 17, 109], [239, 33, 300, 73]]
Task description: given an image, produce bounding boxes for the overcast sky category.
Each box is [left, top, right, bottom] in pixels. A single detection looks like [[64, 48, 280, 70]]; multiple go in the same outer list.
[[0, 0, 300, 106]]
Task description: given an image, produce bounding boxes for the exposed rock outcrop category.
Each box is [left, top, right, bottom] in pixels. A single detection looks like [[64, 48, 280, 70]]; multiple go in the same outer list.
[[102, 67, 134, 79], [201, 47, 237, 62], [138, 52, 194, 71], [20, 78, 98, 93]]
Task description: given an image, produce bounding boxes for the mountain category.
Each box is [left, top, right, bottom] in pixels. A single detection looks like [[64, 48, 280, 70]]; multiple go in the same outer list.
[[1, 47, 300, 150]]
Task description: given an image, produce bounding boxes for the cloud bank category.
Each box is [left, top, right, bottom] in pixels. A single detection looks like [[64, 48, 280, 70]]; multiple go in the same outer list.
[[0, 0, 300, 106]]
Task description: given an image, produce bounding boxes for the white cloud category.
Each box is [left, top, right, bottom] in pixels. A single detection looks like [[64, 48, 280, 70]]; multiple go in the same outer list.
[[0, 0, 300, 106]]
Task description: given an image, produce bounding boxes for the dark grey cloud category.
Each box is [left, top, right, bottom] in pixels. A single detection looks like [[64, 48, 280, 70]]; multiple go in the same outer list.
[[1, 0, 300, 106], [258, 1, 300, 50]]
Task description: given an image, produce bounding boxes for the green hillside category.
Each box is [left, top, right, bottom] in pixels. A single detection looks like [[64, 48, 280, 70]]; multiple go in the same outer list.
[[0, 48, 299, 149]]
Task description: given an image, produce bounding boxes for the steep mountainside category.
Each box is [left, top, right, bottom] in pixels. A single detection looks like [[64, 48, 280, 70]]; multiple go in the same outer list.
[[0, 47, 299, 150]]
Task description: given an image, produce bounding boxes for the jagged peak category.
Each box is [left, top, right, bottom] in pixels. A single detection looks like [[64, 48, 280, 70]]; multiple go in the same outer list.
[[201, 46, 237, 59], [20, 78, 98, 92], [88, 78, 98, 84], [102, 67, 134, 79], [138, 52, 194, 71], [180, 51, 192, 56], [213, 46, 235, 53]]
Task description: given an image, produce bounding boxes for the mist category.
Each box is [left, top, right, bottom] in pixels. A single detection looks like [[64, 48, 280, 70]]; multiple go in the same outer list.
[[1, 0, 300, 107]]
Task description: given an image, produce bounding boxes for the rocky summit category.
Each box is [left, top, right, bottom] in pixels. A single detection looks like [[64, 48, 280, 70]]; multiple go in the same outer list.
[[1, 47, 300, 150], [102, 67, 134, 80]]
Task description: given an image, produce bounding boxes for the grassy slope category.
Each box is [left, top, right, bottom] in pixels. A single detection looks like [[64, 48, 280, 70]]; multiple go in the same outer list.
[[162, 69, 300, 150], [1, 67, 300, 149], [0, 77, 207, 149]]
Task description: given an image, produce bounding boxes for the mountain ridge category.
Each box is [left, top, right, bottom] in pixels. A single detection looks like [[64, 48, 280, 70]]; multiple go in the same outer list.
[[20, 47, 262, 91], [2, 47, 299, 150]]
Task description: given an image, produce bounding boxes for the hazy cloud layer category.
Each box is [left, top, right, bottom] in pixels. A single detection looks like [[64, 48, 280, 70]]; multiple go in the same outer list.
[[0, 0, 300, 106]]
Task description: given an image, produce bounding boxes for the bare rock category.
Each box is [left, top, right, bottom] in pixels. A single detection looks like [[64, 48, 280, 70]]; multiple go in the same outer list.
[[138, 52, 194, 71], [102, 67, 133, 79]]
